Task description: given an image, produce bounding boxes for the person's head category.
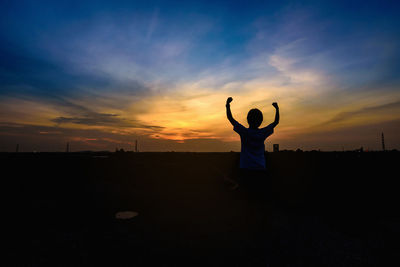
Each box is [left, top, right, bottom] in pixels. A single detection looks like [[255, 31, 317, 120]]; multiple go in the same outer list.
[[247, 108, 263, 128]]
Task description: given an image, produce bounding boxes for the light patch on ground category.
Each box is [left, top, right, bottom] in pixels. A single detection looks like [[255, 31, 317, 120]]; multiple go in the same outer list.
[[115, 211, 139, 220]]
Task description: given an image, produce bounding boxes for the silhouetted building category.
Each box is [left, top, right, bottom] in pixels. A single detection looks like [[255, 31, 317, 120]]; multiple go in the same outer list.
[[273, 144, 279, 152]]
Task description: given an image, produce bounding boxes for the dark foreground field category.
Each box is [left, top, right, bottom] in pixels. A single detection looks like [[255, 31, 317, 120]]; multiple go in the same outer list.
[[3, 151, 400, 266]]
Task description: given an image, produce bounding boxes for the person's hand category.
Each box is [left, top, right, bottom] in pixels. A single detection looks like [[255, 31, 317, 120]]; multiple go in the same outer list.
[[272, 102, 279, 109], [226, 97, 233, 106]]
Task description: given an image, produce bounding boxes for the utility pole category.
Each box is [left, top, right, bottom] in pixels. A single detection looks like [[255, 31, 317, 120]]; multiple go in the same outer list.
[[381, 132, 385, 151], [273, 144, 279, 152]]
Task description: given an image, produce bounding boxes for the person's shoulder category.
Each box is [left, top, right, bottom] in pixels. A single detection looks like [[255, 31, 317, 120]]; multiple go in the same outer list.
[[233, 120, 246, 128], [258, 123, 274, 137], [261, 123, 275, 131], [233, 120, 247, 134]]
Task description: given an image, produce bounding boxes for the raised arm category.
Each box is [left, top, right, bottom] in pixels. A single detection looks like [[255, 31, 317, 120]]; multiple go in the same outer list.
[[226, 97, 236, 126], [271, 102, 280, 128]]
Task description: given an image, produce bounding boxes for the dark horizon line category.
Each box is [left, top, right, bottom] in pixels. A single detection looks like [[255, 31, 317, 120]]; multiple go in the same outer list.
[[1, 149, 398, 153]]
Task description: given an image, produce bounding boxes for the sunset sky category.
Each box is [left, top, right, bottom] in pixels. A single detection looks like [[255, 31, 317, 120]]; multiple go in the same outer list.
[[1, 0, 400, 152]]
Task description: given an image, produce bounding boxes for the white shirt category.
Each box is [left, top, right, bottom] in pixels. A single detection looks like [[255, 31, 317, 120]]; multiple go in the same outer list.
[[233, 120, 274, 170]]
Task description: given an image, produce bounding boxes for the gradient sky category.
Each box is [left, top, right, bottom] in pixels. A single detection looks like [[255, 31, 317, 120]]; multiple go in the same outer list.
[[1, 0, 400, 152]]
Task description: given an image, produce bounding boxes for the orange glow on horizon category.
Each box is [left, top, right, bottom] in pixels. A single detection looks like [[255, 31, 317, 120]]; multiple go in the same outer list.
[[1, 67, 400, 151]]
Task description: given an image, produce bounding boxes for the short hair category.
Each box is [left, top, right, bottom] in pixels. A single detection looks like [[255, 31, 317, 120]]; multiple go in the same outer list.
[[247, 108, 263, 128]]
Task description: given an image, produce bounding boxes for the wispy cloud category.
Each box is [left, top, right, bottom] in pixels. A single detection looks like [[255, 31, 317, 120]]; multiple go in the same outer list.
[[51, 113, 164, 130], [321, 101, 400, 127]]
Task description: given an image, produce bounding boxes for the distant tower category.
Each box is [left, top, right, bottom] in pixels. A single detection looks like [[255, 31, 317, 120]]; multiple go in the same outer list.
[[16, 144, 19, 153], [381, 132, 385, 151], [66, 142, 69, 153], [273, 144, 279, 152], [135, 140, 138, 152]]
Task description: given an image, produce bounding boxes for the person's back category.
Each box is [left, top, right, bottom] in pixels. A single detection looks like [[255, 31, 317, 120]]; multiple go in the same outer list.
[[234, 122, 274, 169], [226, 97, 279, 171]]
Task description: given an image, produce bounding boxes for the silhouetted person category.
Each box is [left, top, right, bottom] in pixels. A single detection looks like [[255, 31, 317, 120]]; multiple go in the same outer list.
[[225, 97, 279, 197]]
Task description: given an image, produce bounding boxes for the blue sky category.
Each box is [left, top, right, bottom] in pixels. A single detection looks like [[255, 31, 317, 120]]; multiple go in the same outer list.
[[1, 0, 400, 151]]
